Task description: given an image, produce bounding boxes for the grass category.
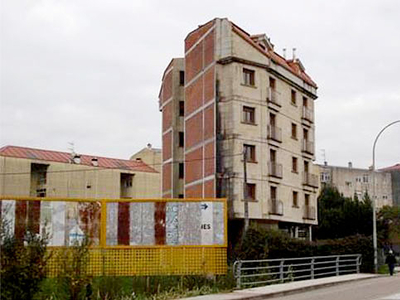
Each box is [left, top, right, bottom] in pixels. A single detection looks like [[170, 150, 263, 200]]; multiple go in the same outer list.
[[35, 274, 235, 300]]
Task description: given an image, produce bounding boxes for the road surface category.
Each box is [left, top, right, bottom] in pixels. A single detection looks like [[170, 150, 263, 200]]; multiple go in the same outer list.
[[267, 275, 400, 300]]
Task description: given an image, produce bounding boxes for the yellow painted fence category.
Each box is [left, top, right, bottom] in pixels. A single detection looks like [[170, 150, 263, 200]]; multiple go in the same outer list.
[[0, 197, 228, 276]]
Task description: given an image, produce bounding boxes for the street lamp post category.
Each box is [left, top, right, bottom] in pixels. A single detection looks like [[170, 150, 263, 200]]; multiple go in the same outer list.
[[371, 119, 400, 273]]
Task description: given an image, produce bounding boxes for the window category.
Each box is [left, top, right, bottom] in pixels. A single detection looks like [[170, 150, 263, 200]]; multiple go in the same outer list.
[[179, 101, 184, 116], [291, 90, 296, 105], [292, 157, 298, 173], [246, 183, 256, 201], [363, 174, 369, 183], [179, 163, 184, 179], [270, 186, 277, 201], [179, 132, 184, 147], [269, 77, 276, 89], [243, 144, 256, 162], [321, 172, 331, 182], [178, 194, 184, 198], [179, 71, 185, 86], [305, 193, 310, 206], [293, 191, 298, 207], [243, 106, 255, 124], [303, 96, 308, 108], [303, 128, 309, 140], [243, 68, 255, 86], [291, 123, 297, 139]]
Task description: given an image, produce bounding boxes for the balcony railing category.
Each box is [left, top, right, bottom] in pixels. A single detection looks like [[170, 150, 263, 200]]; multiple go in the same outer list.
[[267, 125, 282, 142], [303, 205, 316, 220], [303, 172, 319, 188], [268, 162, 283, 178], [302, 106, 314, 123], [267, 88, 281, 107], [270, 199, 283, 215], [302, 139, 314, 155]]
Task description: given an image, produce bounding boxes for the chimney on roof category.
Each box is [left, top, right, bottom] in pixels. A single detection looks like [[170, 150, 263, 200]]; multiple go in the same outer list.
[[91, 157, 98, 167], [292, 48, 297, 60], [348, 162, 353, 168], [283, 48, 286, 59], [147, 143, 152, 149], [324, 161, 328, 166], [72, 154, 81, 164]]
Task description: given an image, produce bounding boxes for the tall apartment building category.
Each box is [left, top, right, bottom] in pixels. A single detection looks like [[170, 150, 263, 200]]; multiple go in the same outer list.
[[319, 162, 393, 208], [159, 18, 319, 238]]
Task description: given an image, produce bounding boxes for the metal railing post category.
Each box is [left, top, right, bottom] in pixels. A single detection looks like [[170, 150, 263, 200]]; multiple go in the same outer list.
[[280, 260, 284, 281], [235, 261, 242, 289], [336, 256, 340, 276], [311, 258, 315, 279], [356, 255, 360, 274]]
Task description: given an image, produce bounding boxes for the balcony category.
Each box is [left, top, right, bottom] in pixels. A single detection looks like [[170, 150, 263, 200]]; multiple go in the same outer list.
[[302, 139, 314, 155], [267, 88, 281, 108], [267, 125, 282, 143], [268, 162, 283, 178], [302, 106, 314, 123], [302, 172, 319, 188], [303, 205, 316, 220], [270, 199, 284, 216]]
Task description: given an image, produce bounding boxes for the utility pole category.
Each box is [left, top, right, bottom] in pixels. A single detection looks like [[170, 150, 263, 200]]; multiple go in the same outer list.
[[243, 148, 249, 234]]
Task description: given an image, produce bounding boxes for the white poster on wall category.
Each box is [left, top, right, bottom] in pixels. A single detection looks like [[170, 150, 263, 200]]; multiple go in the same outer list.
[[200, 202, 213, 245]]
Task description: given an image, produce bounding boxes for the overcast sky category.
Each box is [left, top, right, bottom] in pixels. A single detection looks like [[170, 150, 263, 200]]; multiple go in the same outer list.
[[1, 0, 399, 169]]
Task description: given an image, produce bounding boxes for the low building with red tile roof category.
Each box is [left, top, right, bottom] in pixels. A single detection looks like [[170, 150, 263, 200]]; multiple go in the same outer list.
[[0, 145, 160, 199]]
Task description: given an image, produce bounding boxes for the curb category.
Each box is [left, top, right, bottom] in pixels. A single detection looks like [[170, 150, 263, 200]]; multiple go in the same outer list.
[[232, 275, 379, 300], [182, 274, 380, 300]]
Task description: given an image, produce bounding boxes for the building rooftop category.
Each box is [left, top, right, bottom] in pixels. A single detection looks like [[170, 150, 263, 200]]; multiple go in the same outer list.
[[0, 145, 158, 173], [186, 18, 317, 89], [380, 163, 400, 172]]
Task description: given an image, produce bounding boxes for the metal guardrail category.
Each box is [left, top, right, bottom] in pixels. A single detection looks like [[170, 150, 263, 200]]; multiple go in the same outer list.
[[233, 254, 362, 289]]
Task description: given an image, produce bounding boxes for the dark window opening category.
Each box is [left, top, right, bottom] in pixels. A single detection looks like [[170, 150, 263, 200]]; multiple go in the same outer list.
[[179, 132, 184, 147], [179, 163, 184, 179], [179, 101, 184, 117], [179, 71, 185, 86]]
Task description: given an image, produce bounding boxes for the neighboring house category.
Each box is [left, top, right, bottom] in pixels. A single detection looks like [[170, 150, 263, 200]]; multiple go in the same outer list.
[[380, 163, 400, 207], [0, 145, 160, 199], [130, 143, 162, 173], [318, 162, 393, 208], [159, 18, 319, 239]]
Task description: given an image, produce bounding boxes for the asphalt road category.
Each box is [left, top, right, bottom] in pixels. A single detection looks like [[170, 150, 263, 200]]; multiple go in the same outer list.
[[266, 275, 400, 300]]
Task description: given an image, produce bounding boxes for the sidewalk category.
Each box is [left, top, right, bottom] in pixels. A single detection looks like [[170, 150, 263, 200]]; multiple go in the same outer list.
[[182, 274, 379, 300]]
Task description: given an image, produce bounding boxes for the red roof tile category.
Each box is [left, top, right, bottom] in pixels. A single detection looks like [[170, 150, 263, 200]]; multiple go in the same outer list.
[[0, 145, 158, 173], [380, 163, 400, 171]]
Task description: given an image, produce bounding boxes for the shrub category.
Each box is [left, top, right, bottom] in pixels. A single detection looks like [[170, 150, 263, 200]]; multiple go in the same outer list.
[[0, 229, 49, 300]]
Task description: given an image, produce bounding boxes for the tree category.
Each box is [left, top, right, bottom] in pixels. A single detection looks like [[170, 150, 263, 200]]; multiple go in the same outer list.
[[377, 205, 400, 249], [314, 186, 373, 240]]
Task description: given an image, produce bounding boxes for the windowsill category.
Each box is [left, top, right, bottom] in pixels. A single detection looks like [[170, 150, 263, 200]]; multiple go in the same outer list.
[[241, 83, 257, 89], [291, 136, 298, 140], [292, 170, 298, 174], [291, 102, 297, 107], [241, 198, 258, 202], [241, 121, 258, 126], [292, 205, 299, 208], [242, 160, 258, 164]]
